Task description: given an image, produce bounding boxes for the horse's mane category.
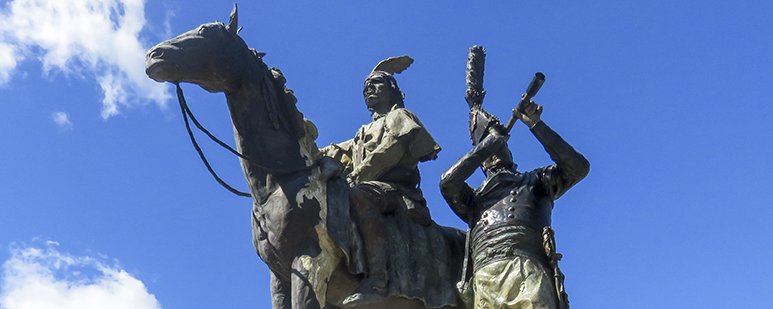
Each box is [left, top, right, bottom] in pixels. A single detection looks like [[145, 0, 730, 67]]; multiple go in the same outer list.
[[248, 47, 307, 140]]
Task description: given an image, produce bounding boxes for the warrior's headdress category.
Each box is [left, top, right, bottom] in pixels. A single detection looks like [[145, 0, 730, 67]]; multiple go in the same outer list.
[[365, 55, 413, 106]]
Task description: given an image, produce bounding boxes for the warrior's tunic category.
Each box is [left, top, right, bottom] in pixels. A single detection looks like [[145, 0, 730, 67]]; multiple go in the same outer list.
[[322, 106, 440, 220]]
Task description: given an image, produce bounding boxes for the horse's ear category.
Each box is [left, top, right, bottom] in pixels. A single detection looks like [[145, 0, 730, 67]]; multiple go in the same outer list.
[[226, 3, 239, 35]]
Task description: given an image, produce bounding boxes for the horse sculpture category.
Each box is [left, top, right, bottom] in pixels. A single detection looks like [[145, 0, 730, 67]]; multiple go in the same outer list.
[[145, 5, 465, 309]]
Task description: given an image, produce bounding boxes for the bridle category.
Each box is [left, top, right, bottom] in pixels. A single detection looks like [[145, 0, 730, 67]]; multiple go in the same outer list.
[[174, 83, 319, 197]]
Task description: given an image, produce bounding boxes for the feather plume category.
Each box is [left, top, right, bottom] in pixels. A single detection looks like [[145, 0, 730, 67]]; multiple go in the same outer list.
[[372, 55, 414, 74]]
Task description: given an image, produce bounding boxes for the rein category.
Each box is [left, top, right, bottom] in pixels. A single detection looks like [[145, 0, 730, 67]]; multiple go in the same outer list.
[[174, 83, 319, 197]]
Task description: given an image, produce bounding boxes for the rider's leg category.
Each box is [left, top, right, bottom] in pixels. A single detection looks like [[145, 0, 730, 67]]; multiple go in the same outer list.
[[343, 183, 394, 306]]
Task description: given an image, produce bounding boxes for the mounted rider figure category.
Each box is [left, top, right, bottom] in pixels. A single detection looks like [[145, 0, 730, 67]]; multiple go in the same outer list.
[[322, 56, 441, 307]]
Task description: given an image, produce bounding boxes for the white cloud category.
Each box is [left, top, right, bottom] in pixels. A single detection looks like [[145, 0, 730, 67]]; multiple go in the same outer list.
[[52, 112, 73, 131], [0, 0, 171, 118], [0, 242, 162, 309], [0, 43, 17, 84]]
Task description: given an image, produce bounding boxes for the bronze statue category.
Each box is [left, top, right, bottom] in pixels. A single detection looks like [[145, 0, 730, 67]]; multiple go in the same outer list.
[[145, 5, 465, 309], [439, 47, 589, 309], [321, 57, 441, 307]]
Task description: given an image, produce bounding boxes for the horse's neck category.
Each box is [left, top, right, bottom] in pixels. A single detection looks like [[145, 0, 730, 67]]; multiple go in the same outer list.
[[224, 70, 309, 200]]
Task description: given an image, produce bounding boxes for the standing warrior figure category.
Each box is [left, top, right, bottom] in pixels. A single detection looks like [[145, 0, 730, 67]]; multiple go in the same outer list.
[[440, 49, 589, 309], [322, 56, 441, 307]]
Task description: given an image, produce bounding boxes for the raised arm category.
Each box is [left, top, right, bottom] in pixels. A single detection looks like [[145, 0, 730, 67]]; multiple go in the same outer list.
[[440, 129, 508, 223], [515, 100, 590, 199]]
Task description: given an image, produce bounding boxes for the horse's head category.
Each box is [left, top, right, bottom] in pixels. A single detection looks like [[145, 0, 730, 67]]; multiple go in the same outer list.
[[146, 4, 257, 93]]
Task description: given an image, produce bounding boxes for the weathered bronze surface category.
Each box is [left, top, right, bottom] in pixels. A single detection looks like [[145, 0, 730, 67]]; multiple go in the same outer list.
[[145, 5, 465, 309], [439, 47, 590, 309]]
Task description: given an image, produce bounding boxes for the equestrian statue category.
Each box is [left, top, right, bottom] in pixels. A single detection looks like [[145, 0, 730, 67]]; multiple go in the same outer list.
[[145, 5, 465, 309]]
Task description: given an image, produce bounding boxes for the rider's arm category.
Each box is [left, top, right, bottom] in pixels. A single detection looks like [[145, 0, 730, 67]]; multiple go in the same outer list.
[[320, 138, 354, 175], [349, 132, 406, 184]]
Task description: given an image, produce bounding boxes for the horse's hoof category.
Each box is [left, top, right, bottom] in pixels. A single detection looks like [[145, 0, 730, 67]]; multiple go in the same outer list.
[[342, 292, 384, 308]]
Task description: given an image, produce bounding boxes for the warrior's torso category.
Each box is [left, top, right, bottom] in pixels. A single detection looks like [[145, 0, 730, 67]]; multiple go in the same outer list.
[[349, 107, 440, 185], [469, 170, 553, 271]]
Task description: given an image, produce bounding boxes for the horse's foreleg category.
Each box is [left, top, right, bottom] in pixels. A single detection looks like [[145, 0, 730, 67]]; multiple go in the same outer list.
[[271, 270, 291, 309], [291, 258, 321, 309]]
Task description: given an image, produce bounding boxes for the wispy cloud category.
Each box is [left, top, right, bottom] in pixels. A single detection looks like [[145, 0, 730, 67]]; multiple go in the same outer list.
[[52, 112, 74, 131], [0, 0, 171, 119], [0, 242, 162, 309], [0, 42, 16, 84]]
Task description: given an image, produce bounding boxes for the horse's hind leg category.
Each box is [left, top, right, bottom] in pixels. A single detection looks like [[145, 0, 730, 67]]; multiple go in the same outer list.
[[291, 258, 321, 309], [271, 271, 291, 309]]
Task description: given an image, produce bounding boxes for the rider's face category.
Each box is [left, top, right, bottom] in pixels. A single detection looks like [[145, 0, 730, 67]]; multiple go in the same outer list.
[[364, 79, 392, 109]]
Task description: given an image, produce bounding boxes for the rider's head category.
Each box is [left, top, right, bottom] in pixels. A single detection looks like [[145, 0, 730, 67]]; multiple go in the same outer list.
[[364, 71, 405, 110]]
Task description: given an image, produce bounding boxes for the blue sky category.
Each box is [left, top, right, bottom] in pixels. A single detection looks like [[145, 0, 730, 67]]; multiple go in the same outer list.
[[1, 0, 772, 308]]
